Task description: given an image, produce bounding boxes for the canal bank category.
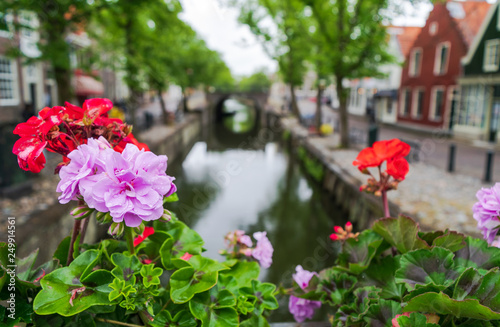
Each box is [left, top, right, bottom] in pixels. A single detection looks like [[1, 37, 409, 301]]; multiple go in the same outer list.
[[272, 112, 481, 237]]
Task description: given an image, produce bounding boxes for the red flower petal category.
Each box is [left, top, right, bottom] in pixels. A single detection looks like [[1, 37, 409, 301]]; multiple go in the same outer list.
[[83, 98, 113, 120], [334, 226, 343, 233], [180, 252, 193, 261], [387, 157, 409, 180], [330, 234, 339, 241], [133, 227, 155, 247], [13, 137, 47, 173]]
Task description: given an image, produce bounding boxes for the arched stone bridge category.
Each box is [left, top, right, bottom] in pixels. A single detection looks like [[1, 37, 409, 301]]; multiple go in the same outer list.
[[206, 91, 269, 123]]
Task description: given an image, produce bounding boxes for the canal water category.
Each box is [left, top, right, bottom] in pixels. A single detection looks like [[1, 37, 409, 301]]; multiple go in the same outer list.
[[168, 98, 344, 321]]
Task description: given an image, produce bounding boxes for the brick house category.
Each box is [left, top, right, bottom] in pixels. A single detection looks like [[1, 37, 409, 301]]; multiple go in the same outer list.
[[398, 1, 491, 130]]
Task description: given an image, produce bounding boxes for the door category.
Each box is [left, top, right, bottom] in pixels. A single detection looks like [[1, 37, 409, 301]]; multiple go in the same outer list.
[[489, 99, 500, 142]]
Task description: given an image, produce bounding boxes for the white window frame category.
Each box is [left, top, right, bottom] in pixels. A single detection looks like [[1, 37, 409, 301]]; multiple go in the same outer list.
[[434, 42, 451, 76], [484, 39, 500, 72], [429, 86, 446, 121], [399, 87, 411, 116], [429, 22, 438, 36], [409, 48, 422, 77], [411, 88, 425, 119], [0, 56, 19, 106]]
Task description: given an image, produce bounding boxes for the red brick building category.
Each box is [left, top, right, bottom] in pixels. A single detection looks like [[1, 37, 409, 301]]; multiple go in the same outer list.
[[398, 1, 490, 130]]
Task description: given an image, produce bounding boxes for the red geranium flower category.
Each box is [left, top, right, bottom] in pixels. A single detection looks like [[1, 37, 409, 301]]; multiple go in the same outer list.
[[353, 139, 410, 170], [64, 98, 113, 124]]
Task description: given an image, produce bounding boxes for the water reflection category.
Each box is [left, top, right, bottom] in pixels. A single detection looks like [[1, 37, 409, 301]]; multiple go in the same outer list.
[[222, 98, 256, 133], [168, 99, 342, 321]]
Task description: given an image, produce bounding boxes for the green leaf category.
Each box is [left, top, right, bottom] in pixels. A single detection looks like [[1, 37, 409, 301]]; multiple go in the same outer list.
[[432, 231, 466, 252], [372, 215, 430, 254], [189, 289, 239, 327], [53, 237, 71, 267], [240, 314, 270, 327], [110, 253, 142, 283], [455, 237, 500, 271], [454, 267, 500, 311], [337, 230, 384, 274], [159, 222, 204, 270], [363, 299, 402, 326], [316, 269, 357, 305], [360, 256, 405, 300], [397, 312, 440, 327], [151, 310, 197, 327], [395, 247, 459, 291], [239, 280, 278, 315], [219, 261, 260, 294], [170, 255, 228, 304], [335, 286, 381, 324], [140, 264, 163, 288], [404, 292, 500, 320], [164, 192, 179, 203], [33, 250, 115, 316], [16, 249, 38, 281]]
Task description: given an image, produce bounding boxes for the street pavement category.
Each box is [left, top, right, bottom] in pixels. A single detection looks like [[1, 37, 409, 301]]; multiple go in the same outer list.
[[297, 98, 500, 183]]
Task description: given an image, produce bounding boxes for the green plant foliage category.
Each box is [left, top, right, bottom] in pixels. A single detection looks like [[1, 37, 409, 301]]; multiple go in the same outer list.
[[33, 250, 115, 316], [290, 215, 500, 326]]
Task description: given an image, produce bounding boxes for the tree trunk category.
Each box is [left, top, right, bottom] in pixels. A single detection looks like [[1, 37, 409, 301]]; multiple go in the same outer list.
[[182, 88, 189, 113], [158, 88, 169, 125], [54, 67, 73, 106], [336, 75, 349, 148], [315, 84, 323, 131], [290, 85, 300, 119]]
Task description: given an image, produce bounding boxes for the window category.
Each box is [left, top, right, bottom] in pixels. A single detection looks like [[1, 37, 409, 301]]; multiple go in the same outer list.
[[484, 39, 500, 72], [458, 85, 489, 128], [412, 89, 425, 118], [429, 22, 438, 36], [0, 57, 18, 106], [434, 42, 450, 75], [400, 88, 411, 116], [409, 48, 422, 77], [430, 87, 446, 120], [0, 12, 12, 38]]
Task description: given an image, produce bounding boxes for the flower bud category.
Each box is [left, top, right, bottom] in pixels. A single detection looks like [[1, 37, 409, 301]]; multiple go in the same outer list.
[[96, 211, 113, 223], [108, 222, 124, 237], [134, 223, 145, 235], [70, 206, 93, 220], [161, 209, 172, 221]]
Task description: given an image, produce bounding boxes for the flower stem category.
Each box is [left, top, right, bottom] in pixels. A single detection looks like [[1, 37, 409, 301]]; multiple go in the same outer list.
[[80, 217, 89, 243], [125, 227, 135, 255], [381, 190, 390, 217], [67, 219, 82, 265], [95, 318, 144, 327]]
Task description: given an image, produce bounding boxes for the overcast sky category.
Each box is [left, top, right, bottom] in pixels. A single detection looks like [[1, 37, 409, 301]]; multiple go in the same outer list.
[[178, 0, 434, 77]]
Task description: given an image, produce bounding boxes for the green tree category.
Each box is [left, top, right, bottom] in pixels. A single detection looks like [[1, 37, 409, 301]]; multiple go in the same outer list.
[[0, 0, 93, 105], [300, 0, 394, 147], [234, 0, 311, 118], [238, 70, 271, 93]]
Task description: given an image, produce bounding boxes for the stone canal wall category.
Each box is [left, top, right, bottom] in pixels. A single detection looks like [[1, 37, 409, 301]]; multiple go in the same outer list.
[[275, 114, 385, 229]]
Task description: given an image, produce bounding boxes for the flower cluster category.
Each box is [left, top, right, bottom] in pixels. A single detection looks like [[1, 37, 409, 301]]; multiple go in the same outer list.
[[12, 98, 148, 174], [329, 221, 359, 241], [57, 136, 176, 227], [220, 230, 274, 268], [473, 183, 500, 245], [288, 265, 322, 322], [353, 139, 410, 195]]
